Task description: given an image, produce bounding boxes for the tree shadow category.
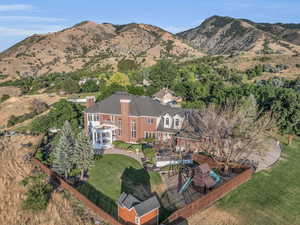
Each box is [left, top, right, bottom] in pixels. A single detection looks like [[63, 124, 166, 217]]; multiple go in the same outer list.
[[121, 166, 152, 201], [77, 182, 118, 217]]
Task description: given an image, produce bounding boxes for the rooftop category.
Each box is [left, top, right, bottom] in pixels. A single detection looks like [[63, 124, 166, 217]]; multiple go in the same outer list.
[[116, 192, 160, 217], [85, 92, 185, 117]]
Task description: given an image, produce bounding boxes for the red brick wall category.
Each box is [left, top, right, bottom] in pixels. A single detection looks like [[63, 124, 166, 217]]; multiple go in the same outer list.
[[118, 205, 137, 224], [140, 209, 159, 225], [164, 167, 254, 225], [32, 158, 122, 225]]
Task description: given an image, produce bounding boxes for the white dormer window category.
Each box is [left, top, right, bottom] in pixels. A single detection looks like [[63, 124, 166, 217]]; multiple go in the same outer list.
[[175, 119, 180, 127], [173, 114, 182, 129], [166, 118, 170, 126], [163, 114, 172, 128]]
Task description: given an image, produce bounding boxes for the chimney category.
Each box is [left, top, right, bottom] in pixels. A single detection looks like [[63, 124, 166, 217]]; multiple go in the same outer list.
[[86, 96, 96, 108], [120, 99, 131, 115]]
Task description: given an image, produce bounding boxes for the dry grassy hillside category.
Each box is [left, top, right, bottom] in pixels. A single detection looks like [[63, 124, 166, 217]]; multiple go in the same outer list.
[[0, 135, 96, 225], [0, 21, 204, 78], [223, 54, 300, 80], [178, 16, 300, 55], [0, 94, 63, 127]]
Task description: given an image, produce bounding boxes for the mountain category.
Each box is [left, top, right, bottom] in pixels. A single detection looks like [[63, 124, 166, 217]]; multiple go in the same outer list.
[[177, 16, 300, 55], [0, 21, 204, 77]]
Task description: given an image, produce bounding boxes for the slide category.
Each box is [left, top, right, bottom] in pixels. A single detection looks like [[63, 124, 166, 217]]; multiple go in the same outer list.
[[179, 177, 193, 194], [210, 170, 221, 184]]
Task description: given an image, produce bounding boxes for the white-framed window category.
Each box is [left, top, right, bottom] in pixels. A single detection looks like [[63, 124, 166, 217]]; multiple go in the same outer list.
[[131, 120, 137, 138], [88, 114, 93, 121], [94, 114, 100, 121], [166, 118, 170, 126], [117, 119, 122, 136], [144, 131, 156, 138], [135, 216, 140, 225], [175, 119, 180, 127], [147, 117, 154, 125]]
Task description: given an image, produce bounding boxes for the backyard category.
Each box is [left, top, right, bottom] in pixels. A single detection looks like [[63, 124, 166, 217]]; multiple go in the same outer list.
[[210, 136, 300, 225], [77, 154, 162, 217]]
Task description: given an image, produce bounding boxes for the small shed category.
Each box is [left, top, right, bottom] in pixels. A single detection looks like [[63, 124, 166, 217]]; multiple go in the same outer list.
[[117, 192, 160, 225]]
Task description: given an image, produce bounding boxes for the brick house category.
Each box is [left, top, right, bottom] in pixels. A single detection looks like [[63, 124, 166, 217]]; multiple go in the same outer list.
[[84, 92, 187, 150], [116, 192, 160, 225]]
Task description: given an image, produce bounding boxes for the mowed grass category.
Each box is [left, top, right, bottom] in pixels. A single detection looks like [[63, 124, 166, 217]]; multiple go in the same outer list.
[[217, 137, 300, 225], [77, 154, 162, 216]]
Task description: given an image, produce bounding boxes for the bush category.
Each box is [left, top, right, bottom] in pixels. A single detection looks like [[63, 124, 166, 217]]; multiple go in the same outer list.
[[296, 64, 300, 68], [21, 174, 52, 213], [30, 99, 84, 133], [0, 94, 10, 102], [143, 148, 157, 164]]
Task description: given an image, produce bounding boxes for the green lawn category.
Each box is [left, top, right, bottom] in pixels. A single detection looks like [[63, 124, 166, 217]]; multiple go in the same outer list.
[[77, 154, 162, 216], [217, 136, 300, 225]]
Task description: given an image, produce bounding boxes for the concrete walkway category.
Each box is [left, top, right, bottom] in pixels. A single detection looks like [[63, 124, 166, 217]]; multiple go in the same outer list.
[[248, 138, 281, 172], [101, 148, 145, 164]]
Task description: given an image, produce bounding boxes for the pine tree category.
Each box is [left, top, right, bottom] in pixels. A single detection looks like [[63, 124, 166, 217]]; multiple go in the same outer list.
[[73, 131, 94, 180], [52, 121, 75, 178]]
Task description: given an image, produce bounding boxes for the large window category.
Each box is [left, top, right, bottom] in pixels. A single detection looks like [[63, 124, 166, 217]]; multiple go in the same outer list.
[[131, 120, 136, 138], [88, 114, 93, 121], [117, 119, 122, 136], [144, 131, 156, 139]]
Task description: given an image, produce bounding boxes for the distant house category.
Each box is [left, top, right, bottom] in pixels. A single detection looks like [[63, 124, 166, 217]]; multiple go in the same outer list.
[[116, 192, 160, 225], [152, 88, 182, 106]]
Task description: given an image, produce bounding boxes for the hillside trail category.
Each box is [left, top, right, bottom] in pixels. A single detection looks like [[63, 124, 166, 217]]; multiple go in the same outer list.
[[0, 135, 94, 225]]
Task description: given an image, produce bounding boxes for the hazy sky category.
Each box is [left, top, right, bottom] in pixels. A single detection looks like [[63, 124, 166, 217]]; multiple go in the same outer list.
[[0, 0, 299, 51]]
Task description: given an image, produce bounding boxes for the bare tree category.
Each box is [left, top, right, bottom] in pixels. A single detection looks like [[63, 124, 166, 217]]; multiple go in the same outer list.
[[182, 96, 276, 172]]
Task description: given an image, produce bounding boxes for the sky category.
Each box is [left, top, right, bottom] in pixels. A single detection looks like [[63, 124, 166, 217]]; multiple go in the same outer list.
[[0, 0, 299, 52]]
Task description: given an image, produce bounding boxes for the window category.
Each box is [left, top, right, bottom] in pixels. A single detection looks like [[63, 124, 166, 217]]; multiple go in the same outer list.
[[117, 119, 122, 136], [145, 132, 156, 139], [147, 117, 154, 125], [135, 217, 140, 225], [111, 115, 115, 121], [166, 118, 169, 126], [88, 114, 93, 121], [94, 114, 100, 121], [175, 119, 180, 127], [131, 120, 136, 138]]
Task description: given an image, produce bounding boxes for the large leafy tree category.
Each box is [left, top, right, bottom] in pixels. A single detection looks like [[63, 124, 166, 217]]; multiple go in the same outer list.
[[108, 72, 130, 87], [148, 60, 179, 89]]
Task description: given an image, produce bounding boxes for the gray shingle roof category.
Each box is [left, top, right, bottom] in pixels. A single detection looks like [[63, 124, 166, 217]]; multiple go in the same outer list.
[[116, 193, 160, 217], [134, 196, 160, 217], [85, 92, 185, 117], [116, 192, 141, 209]]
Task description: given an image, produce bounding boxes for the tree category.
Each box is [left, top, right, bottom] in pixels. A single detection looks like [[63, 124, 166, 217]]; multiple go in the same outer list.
[[108, 72, 130, 87], [183, 96, 275, 173], [148, 60, 178, 89], [81, 80, 99, 93], [73, 131, 94, 180], [52, 121, 75, 178]]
